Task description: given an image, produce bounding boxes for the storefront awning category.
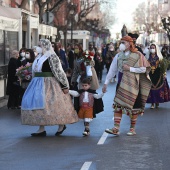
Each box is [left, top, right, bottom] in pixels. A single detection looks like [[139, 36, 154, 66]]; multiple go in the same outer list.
[[39, 24, 57, 36], [0, 6, 21, 31], [0, 6, 21, 19]]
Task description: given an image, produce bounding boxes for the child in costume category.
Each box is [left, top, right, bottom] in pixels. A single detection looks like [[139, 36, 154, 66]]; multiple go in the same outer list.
[[69, 78, 104, 136]]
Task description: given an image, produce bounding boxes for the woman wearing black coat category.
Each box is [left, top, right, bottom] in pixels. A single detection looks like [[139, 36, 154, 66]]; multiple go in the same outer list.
[[94, 51, 104, 83], [6, 50, 20, 109], [19, 49, 35, 103]]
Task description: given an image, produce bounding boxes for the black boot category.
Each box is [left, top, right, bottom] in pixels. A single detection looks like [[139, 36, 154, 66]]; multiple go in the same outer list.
[[83, 122, 90, 136]]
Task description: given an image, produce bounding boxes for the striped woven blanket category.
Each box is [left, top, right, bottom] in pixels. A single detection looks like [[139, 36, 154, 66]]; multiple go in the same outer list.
[[114, 52, 151, 112]]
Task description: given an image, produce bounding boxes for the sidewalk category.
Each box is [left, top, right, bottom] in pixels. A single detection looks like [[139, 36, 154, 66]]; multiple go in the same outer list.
[[0, 98, 8, 108]]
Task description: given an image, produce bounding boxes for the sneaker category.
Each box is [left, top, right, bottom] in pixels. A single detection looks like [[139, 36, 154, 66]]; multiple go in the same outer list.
[[127, 128, 136, 136], [105, 128, 120, 136], [83, 128, 90, 136], [150, 104, 154, 109]]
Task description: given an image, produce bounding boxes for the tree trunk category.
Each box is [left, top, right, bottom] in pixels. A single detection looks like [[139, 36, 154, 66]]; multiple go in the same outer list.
[[20, 0, 29, 10], [39, 8, 44, 23], [63, 30, 67, 52]]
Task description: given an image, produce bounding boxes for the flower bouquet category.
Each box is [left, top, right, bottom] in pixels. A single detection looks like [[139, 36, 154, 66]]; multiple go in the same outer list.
[[16, 62, 32, 81], [81, 50, 94, 78], [82, 50, 94, 66]]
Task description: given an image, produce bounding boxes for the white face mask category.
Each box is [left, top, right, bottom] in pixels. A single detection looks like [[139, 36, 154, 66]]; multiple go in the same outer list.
[[110, 48, 114, 51], [36, 47, 42, 54], [119, 43, 126, 51], [20, 52, 25, 57], [150, 49, 156, 54], [25, 54, 30, 59]]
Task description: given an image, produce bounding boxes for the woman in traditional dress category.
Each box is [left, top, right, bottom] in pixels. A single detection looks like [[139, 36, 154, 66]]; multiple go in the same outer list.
[[71, 50, 99, 91], [21, 39, 78, 136], [147, 43, 170, 109]]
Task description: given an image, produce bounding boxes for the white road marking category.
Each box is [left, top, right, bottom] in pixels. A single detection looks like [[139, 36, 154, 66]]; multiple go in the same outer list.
[[80, 162, 92, 170], [97, 132, 108, 145]]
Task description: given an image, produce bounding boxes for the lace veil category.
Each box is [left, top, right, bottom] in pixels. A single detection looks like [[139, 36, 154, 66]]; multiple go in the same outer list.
[[39, 39, 69, 88], [150, 43, 163, 60]]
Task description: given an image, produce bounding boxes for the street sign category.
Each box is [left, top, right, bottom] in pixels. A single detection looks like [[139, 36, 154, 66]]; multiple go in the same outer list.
[[42, 12, 54, 24]]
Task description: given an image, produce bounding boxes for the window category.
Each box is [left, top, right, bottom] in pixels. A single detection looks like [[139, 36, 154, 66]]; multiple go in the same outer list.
[[5, 31, 18, 65], [0, 30, 18, 66], [0, 30, 5, 66]]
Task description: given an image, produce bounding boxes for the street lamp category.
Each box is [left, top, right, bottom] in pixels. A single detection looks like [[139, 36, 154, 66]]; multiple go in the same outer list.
[[68, 2, 77, 44], [69, 5, 75, 44]]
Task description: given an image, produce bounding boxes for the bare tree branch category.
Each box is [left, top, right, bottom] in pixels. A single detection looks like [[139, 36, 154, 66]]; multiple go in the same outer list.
[[11, 0, 20, 7], [49, 0, 66, 12], [19, 0, 28, 9], [77, 2, 96, 25], [133, 2, 160, 35]]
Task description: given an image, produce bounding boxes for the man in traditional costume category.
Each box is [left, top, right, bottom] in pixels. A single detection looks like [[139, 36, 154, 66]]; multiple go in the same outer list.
[[102, 36, 151, 136]]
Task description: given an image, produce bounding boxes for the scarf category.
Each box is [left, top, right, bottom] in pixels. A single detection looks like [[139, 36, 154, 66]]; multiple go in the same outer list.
[[117, 52, 131, 72]]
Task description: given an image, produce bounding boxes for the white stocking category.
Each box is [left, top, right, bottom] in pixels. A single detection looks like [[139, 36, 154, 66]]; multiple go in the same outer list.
[[57, 125, 64, 132], [36, 125, 45, 133]]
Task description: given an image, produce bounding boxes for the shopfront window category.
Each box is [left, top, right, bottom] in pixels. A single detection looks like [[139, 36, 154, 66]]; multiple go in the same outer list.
[[0, 30, 4, 66], [0, 30, 18, 98], [5, 31, 18, 65], [0, 30, 18, 66]]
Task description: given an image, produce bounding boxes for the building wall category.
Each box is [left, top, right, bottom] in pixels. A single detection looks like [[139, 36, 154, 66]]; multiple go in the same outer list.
[[1, 0, 10, 6], [54, 0, 80, 26], [158, 0, 170, 17]]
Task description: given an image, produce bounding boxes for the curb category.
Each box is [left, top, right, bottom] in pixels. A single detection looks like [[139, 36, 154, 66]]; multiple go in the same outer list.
[[0, 99, 8, 108]]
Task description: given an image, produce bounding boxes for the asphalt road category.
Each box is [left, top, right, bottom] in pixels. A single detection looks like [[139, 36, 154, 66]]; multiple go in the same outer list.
[[0, 70, 170, 170]]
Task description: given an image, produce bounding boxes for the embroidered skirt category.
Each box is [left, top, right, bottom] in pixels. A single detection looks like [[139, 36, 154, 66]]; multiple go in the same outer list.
[[147, 77, 170, 103], [21, 77, 78, 125]]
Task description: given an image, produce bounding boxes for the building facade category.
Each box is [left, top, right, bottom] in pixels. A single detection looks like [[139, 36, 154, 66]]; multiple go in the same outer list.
[[0, 0, 57, 99]]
